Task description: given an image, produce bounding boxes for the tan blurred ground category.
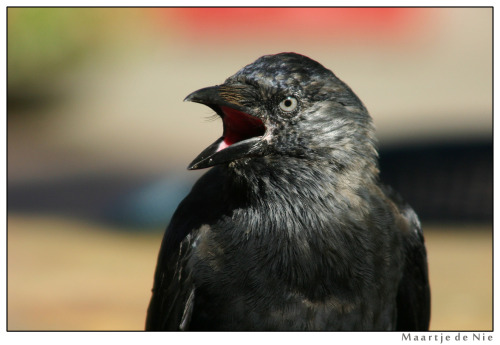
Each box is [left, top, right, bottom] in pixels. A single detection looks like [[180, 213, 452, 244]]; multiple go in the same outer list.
[[7, 214, 492, 331]]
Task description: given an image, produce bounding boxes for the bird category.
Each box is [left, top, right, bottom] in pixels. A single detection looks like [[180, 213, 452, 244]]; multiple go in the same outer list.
[[145, 52, 430, 331]]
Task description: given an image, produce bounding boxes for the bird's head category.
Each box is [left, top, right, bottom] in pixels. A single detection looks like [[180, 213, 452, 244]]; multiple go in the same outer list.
[[185, 53, 378, 173]]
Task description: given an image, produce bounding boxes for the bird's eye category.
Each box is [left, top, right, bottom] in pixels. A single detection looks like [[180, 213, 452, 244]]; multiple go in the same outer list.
[[279, 96, 298, 112]]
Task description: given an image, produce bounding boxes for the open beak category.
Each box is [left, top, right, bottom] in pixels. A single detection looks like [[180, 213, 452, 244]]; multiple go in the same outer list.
[[184, 85, 267, 170]]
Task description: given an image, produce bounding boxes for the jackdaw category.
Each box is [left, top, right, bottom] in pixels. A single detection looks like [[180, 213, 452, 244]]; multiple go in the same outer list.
[[146, 52, 430, 331]]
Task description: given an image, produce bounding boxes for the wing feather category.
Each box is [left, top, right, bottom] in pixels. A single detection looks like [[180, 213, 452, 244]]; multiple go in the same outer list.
[[384, 186, 431, 331]]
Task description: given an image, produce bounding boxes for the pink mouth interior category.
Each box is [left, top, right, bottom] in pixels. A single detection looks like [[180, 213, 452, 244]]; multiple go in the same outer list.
[[217, 106, 265, 152]]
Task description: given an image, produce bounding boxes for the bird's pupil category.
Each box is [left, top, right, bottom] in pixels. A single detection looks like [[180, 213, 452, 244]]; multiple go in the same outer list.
[[285, 100, 292, 107]]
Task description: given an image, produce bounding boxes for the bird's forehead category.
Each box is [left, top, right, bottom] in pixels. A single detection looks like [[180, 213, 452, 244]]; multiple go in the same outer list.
[[227, 53, 332, 93]]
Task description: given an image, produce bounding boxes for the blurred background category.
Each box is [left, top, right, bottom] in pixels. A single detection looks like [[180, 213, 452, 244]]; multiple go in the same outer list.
[[7, 8, 492, 331]]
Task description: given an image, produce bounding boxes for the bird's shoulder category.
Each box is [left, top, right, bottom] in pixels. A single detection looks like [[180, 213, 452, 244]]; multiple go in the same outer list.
[[381, 184, 423, 241], [146, 167, 231, 330]]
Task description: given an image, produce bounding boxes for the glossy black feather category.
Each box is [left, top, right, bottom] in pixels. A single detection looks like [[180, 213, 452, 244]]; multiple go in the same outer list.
[[146, 53, 430, 331]]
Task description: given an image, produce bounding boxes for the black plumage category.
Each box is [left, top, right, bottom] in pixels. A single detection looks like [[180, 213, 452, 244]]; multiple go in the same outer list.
[[146, 52, 430, 331]]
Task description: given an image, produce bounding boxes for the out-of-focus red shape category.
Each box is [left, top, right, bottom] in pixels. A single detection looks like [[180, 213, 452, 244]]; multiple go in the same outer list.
[[152, 8, 427, 42]]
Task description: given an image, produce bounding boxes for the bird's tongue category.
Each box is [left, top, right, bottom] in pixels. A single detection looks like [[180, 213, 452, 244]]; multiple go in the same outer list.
[[218, 106, 265, 152]]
